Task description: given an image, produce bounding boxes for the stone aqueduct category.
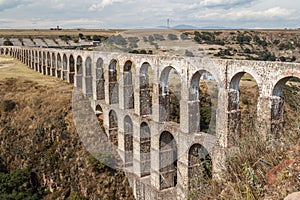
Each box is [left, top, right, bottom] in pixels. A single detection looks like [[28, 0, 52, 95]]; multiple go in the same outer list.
[[1, 46, 300, 199]]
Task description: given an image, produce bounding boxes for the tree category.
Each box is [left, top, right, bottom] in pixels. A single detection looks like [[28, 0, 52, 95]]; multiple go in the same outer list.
[[78, 33, 84, 39], [3, 40, 13, 46]]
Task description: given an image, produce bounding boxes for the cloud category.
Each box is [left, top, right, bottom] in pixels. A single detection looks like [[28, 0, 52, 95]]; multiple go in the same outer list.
[[89, 0, 128, 11], [0, 0, 30, 11], [198, 0, 258, 9], [193, 6, 296, 22]]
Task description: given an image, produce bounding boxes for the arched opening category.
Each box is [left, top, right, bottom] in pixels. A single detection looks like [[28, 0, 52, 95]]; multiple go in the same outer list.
[[0, 48, 4, 54], [109, 59, 119, 104], [62, 54, 68, 80], [95, 104, 104, 128], [96, 58, 105, 100], [69, 55, 75, 83], [188, 144, 212, 194], [57, 53, 62, 78], [30, 50, 33, 68], [159, 66, 181, 123], [51, 53, 56, 76], [76, 56, 83, 88], [229, 72, 259, 138], [123, 60, 134, 109], [42, 51, 46, 75], [189, 70, 218, 134], [34, 51, 38, 71], [124, 115, 133, 167], [85, 57, 93, 97], [159, 131, 177, 190], [38, 51, 42, 73], [109, 110, 118, 146], [140, 62, 153, 116], [26, 50, 29, 65], [140, 122, 151, 176], [271, 76, 300, 140], [46, 52, 51, 75]]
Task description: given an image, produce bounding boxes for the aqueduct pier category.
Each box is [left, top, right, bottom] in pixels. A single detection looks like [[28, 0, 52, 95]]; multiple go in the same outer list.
[[1, 46, 300, 199]]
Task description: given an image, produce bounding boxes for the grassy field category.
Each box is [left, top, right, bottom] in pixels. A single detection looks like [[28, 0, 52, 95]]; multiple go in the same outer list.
[[0, 55, 65, 86]]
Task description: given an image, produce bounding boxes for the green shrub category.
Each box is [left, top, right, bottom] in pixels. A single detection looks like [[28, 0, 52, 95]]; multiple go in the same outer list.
[[0, 168, 44, 199], [3, 40, 13, 46]]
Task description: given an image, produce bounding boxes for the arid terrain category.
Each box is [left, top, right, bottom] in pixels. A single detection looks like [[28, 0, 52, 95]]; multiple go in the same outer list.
[[0, 55, 134, 199]]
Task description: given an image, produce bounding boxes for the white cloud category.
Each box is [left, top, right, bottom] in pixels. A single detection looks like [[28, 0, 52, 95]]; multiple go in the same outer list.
[[89, 0, 127, 11], [198, 0, 258, 9]]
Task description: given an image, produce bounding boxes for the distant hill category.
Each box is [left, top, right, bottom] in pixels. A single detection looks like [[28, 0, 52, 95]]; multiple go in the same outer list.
[[156, 24, 199, 29], [172, 24, 199, 29]]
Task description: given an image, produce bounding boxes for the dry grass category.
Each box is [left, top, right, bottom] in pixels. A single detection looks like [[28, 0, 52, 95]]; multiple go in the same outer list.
[[0, 55, 64, 86]]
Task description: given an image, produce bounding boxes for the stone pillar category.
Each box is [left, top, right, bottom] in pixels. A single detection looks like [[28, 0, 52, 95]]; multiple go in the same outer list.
[[122, 71, 134, 109], [270, 96, 284, 139], [158, 85, 170, 122], [257, 95, 284, 144], [134, 72, 141, 116], [82, 76, 93, 97], [213, 88, 230, 180], [180, 99, 200, 134], [133, 121, 142, 176], [150, 122, 160, 190], [118, 115, 126, 167], [227, 89, 241, 146], [152, 83, 160, 122]]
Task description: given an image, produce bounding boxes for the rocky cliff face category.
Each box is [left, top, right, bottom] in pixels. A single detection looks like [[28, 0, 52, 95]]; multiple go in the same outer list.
[[0, 76, 134, 199]]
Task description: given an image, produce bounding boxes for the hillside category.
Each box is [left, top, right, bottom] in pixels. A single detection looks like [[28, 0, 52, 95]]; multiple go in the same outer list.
[[0, 56, 134, 199]]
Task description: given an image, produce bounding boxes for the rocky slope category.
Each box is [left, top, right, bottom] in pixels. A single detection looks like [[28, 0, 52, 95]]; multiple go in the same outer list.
[[0, 57, 134, 199]]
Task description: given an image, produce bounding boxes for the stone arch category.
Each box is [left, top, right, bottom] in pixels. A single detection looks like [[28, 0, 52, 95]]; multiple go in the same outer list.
[[84, 57, 93, 97], [34, 51, 39, 71], [188, 143, 212, 191], [57, 53, 62, 78], [30, 50, 34, 68], [51, 53, 56, 76], [62, 54, 68, 80], [38, 51, 42, 73], [124, 115, 133, 167], [159, 131, 177, 190], [123, 60, 134, 109], [140, 62, 152, 116], [271, 75, 300, 139], [47, 52, 51, 67], [95, 104, 104, 126], [69, 55, 75, 83], [76, 56, 83, 88], [42, 51, 46, 75], [109, 110, 118, 146], [159, 66, 181, 123], [5, 48, 9, 55], [25, 50, 28, 65], [140, 122, 151, 177], [229, 72, 259, 137], [189, 70, 219, 134], [96, 57, 105, 100], [109, 59, 119, 104], [0, 48, 4, 54], [46, 52, 51, 75]]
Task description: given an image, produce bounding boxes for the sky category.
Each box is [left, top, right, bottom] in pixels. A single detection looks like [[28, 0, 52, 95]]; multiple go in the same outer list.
[[0, 0, 299, 29]]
